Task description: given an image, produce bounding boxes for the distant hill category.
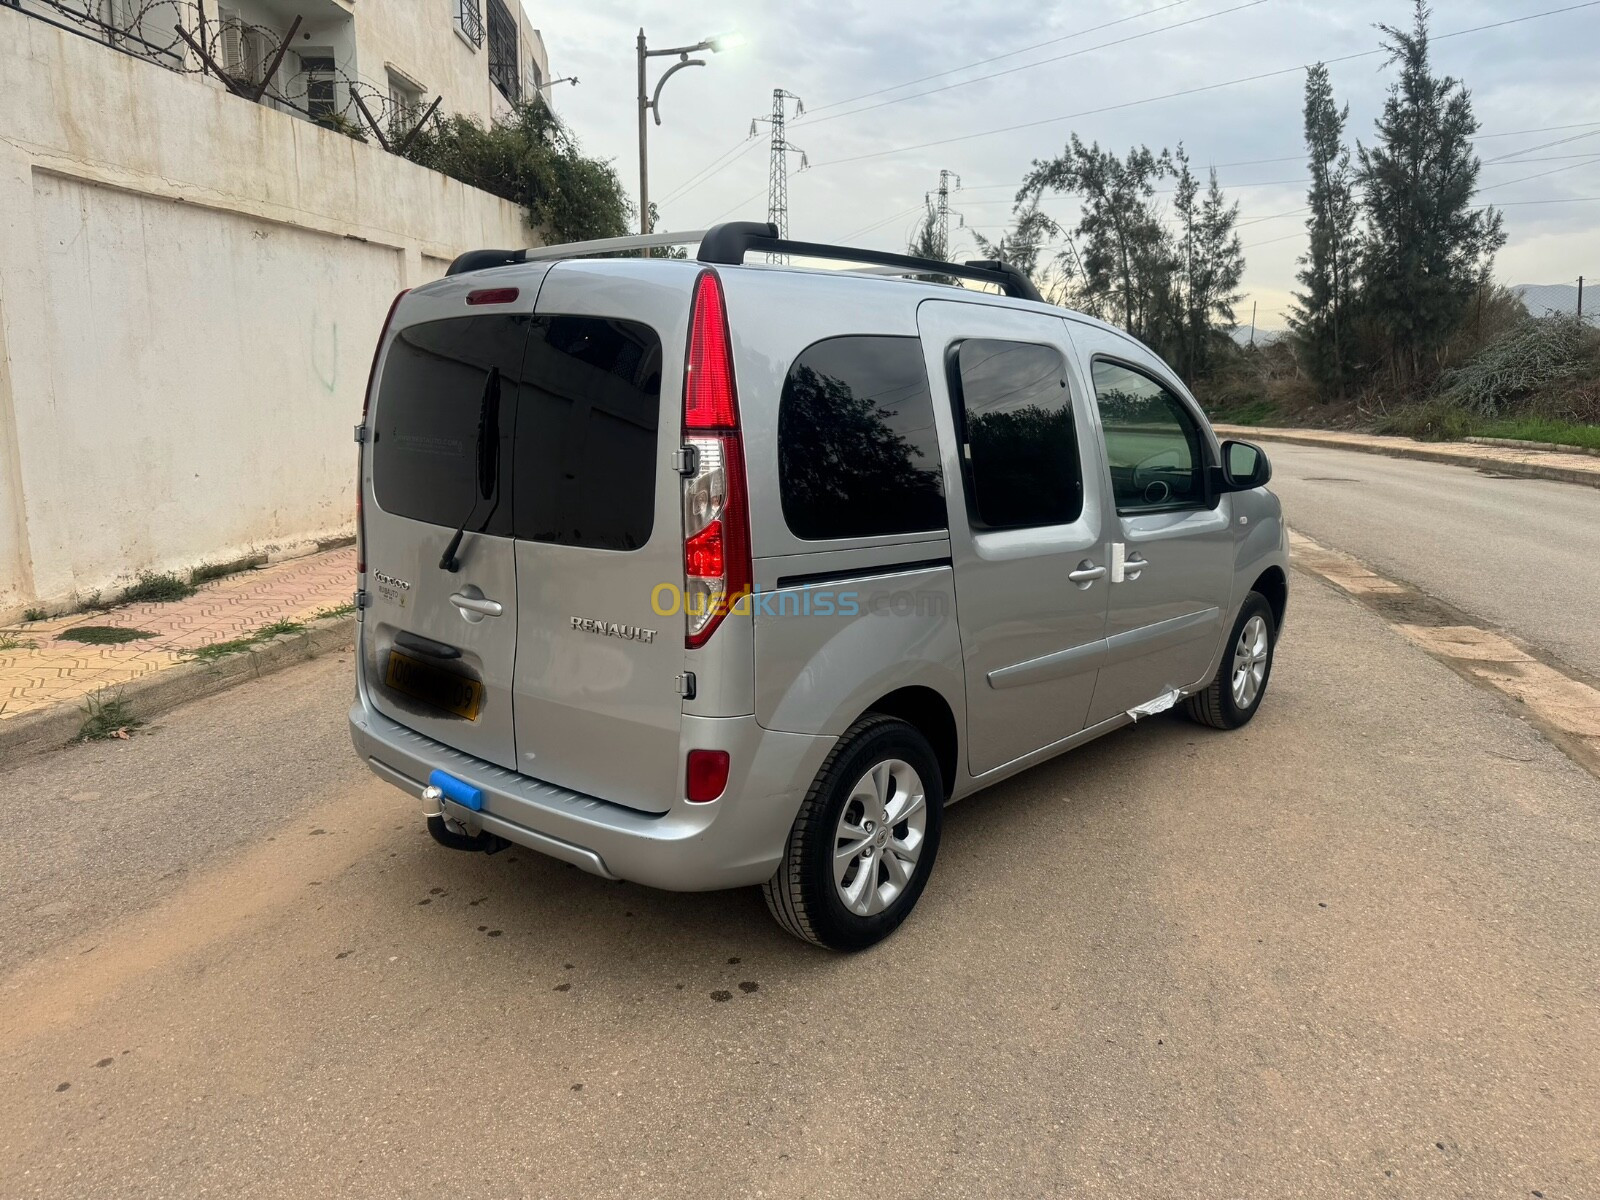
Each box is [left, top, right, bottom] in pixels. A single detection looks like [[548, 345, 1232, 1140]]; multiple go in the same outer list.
[[1514, 283, 1597, 325]]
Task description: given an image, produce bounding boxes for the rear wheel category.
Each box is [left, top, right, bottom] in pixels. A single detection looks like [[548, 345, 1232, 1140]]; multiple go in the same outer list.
[[1185, 591, 1276, 730], [763, 715, 943, 951]]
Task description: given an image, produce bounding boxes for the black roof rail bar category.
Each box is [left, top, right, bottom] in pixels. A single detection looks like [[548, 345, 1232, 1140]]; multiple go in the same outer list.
[[695, 221, 1043, 303], [446, 248, 527, 276]]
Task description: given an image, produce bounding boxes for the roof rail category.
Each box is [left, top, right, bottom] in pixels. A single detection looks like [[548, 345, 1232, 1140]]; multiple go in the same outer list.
[[446, 222, 1043, 303], [446, 229, 710, 276], [696, 221, 1043, 303]]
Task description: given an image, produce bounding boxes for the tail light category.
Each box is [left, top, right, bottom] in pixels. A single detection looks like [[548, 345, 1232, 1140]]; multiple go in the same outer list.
[[357, 289, 408, 575], [681, 271, 750, 649]]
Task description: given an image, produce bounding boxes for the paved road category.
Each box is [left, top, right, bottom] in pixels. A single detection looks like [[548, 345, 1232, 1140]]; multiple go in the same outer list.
[[3, 583, 1598, 1197], [1269, 443, 1600, 677]]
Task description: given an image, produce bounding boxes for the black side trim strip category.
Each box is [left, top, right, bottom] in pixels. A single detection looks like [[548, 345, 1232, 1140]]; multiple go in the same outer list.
[[775, 557, 952, 591]]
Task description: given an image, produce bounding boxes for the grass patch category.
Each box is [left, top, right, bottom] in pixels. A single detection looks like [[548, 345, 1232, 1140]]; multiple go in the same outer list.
[[190, 554, 263, 586], [0, 634, 37, 651], [120, 571, 196, 605], [56, 626, 158, 645], [1375, 404, 1600, 450], [23, 607, 47, 623], [75, 691, 142, 742], [189, 619, 304, 661], [312, 601, 357, 620]]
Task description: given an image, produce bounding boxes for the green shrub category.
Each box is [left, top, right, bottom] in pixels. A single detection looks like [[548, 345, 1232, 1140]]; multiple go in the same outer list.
[[403, 101, 631, 245]]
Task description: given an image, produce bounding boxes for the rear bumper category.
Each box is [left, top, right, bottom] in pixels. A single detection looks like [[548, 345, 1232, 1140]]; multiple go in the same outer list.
[[348, 692, 835, 892]]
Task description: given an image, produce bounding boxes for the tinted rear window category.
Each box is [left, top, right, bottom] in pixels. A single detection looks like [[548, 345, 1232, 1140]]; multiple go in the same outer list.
[[372, 315, 522, 536], [372, 314, 662, 550], [512, 316, 661, 550], [778, 336, 946, 541]]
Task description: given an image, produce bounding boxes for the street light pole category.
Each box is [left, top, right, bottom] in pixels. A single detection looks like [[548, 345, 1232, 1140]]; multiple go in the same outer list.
[[635, 29, 727, 236]]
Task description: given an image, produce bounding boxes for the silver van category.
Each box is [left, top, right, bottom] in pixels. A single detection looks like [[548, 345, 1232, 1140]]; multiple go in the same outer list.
[[348, 222, 1287, 951]]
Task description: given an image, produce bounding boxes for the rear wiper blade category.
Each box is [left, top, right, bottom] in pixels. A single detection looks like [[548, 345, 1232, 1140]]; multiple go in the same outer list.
[[439, 366, 502, 572]]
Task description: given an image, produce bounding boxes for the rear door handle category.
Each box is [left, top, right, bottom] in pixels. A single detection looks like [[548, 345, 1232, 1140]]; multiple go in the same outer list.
[[449, 592, 504, 617], [1124, 554, 1150, 581]]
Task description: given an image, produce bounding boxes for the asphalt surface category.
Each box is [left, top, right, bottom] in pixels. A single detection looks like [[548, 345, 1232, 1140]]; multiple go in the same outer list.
[[1269, 443, 1600, 679], [3, 577, 1598, 1197]]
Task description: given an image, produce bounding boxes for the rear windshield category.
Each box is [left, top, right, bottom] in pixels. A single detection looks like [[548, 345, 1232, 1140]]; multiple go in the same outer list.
[[373, 314, 662, 550]]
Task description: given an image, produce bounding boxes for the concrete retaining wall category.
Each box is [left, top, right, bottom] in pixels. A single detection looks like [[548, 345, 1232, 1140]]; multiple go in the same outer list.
[[0, 12, 535, 620]]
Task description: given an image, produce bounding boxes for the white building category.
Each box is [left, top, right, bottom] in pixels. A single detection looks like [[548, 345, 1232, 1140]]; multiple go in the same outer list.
[[12, 0, 553, 138]]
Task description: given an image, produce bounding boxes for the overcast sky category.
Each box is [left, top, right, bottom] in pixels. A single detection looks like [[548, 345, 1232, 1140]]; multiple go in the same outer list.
[[537, 0, 1600, 329]]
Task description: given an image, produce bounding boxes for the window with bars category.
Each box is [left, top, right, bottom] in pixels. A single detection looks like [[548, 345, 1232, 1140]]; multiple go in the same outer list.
[[455, 0, 484, 49], [486, 0, 519, 102]]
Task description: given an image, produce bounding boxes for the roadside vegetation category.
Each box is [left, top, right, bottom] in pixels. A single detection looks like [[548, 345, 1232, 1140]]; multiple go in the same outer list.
[[188, 619, 304, 662], [402, 100, 630, 244], [958, 1, 1596, 448], [75, 690, 142, 742]]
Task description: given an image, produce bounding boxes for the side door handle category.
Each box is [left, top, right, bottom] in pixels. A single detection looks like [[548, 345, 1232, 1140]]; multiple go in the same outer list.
[[1068, 560, 1107, 588], [449, 592, 504, 617], [1123, 554, 1150, 581]]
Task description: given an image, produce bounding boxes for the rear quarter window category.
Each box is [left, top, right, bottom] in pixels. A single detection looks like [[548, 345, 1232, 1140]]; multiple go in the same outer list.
[[777, 335, 946, 541]]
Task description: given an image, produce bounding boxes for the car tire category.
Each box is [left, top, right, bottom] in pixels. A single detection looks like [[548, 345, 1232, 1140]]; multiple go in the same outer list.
[[762, 714, 944, 952], [1185, 591, 1277, 730]]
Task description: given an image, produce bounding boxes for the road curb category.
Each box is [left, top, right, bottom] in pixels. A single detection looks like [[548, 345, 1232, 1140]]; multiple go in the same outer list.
[[0, 616, 355, 766], [1217, 426, 1600, 490]]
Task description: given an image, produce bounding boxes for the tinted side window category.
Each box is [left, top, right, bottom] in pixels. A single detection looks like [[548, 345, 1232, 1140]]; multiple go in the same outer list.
[[372, 315, 523, 536], [951, 339, 1081, 529], [512, 316, 662, 550], [778, 336, 946, 540], [1091, 360, 1206, 512]]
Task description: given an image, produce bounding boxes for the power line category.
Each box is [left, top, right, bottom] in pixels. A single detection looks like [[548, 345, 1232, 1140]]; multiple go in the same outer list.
[[804, 0, 1203, 116], [658, 135, 766, 207], [1477, 154, 1600, 193], [798, 0, 1273, 130], [804, 4, 1600, 172]]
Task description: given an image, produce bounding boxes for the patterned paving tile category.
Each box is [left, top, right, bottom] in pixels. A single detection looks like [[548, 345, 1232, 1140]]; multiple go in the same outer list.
[[0, 548, 354, 722]]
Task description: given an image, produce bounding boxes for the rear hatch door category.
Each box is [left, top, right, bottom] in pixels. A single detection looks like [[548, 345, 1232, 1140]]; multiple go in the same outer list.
[[362, 277, 548, 770], [509, 262, 689, 813]]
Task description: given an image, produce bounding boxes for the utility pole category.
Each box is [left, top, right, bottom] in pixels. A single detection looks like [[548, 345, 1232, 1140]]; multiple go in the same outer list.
[[1249, 301, 1258, 349], [928, 169, 961, 259], [750, 89, 807, 257], [1579, 275, 1585, 321], [636, 30, 729, 236]]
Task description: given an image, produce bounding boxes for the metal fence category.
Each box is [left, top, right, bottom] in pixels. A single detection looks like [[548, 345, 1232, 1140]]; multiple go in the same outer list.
[[10, 0, 445, 153]]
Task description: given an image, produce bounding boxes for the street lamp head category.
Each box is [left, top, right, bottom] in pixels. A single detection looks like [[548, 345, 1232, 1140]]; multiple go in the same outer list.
[[705, 32, 746, 53]]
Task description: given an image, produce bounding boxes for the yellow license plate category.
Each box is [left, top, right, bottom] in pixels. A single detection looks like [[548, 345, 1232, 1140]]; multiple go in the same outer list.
[[384, 650, 484, 721]]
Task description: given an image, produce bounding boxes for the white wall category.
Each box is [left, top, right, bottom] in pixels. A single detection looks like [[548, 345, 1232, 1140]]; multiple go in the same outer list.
[[0, 11, 536, 620]]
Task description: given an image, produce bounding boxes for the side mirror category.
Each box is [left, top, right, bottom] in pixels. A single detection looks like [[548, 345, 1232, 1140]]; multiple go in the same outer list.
[[1219, 439, 1271, 491]]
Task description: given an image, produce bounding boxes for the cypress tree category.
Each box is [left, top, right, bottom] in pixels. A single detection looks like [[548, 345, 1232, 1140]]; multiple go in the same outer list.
[[1288, 63, 1360, 397], [1357, 1, 1505, 386]]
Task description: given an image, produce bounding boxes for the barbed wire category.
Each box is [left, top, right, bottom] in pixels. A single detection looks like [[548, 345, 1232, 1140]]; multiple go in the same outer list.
[[20, 0, 445, 148]]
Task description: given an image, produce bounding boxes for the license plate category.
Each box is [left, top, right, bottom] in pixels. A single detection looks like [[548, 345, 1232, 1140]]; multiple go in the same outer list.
[[384, 650, 484, 721]]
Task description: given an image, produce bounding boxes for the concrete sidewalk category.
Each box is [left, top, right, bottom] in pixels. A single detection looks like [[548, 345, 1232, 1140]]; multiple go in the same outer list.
[[1215, 425, 1600, 489], [1, 548, 355, 742]]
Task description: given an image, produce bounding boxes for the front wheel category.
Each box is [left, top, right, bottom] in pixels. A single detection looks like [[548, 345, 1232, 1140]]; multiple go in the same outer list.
[[762, 715, 943, 951], [1185, 592, 1277, 730]]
